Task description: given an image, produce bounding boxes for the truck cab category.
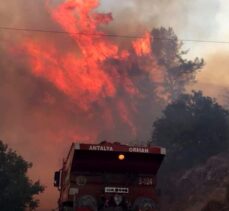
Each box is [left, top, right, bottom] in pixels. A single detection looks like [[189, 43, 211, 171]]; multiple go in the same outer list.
[[54, 141, 165, 211]]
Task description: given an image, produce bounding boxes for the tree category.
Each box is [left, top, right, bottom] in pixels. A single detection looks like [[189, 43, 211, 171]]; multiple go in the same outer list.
[[151, 27, 204, 100], [0, 140, 44, 211], [223, 88, 229, 110], [152, 91, 229, 170]]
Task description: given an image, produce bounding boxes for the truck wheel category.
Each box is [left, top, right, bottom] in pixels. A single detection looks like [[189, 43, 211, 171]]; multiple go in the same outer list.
[[133, 197, 156, 211], [61, 207, 73, 211], [60, 201, 73, 211], [74, 195, 97, 211]]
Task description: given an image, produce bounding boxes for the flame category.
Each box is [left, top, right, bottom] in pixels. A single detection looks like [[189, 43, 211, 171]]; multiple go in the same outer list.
[[23, 0, 166, 140], [133, 33, 151, 56]]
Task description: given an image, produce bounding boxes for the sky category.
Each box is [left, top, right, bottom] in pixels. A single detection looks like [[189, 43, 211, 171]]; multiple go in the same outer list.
[[0, 0, 229, 210]]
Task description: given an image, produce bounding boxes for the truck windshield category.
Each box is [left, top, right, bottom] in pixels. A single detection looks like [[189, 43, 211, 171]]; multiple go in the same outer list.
[[71, 150, 164, 174]]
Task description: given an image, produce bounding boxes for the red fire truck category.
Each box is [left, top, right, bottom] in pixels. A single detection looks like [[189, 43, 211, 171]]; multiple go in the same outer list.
[[54, 141, 165, 211]]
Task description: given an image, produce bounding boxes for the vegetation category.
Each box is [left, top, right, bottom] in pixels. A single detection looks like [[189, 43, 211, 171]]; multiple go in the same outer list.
[[201, 185, 229, 211], [0, 140, 44, 211], [149, 27, 229, 211], [151, 27, 204, 100], [151, 91, 229, 170]]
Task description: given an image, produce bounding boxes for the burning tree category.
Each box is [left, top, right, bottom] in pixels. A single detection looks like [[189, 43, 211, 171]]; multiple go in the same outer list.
[[21, 0, 167, 140], [1, 0, 205, 143]]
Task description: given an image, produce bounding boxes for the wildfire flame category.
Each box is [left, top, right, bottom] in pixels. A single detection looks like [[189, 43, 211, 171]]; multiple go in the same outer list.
[[23, 0, 165, 140]]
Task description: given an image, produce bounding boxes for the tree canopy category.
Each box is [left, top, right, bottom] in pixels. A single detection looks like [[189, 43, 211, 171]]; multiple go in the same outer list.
[[152, 91, 229, 170], [151, 27, 204, 100], [0, 140, 44, 211]]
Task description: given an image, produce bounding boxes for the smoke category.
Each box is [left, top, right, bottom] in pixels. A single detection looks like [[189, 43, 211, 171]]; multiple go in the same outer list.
[[0, 0, 221, 210], [100, 0, 220, 38], [191, 51, 229, 105]]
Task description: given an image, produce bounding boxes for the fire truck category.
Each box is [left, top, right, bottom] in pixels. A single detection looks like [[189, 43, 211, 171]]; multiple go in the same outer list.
[[54, 141, 165, 211]]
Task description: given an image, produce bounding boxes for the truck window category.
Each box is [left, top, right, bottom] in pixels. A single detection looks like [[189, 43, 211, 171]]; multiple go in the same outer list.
[[71, 150, 164, 175]]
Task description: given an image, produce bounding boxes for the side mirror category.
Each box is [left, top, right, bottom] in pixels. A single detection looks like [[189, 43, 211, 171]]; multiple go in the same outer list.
[[54, 171, 61, 188]]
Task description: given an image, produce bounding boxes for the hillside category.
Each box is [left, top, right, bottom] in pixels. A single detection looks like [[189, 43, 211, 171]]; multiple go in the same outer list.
[[160, 152, 229, 211]]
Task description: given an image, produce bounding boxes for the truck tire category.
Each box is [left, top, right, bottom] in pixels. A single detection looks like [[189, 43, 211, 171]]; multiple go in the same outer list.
[[75, 195, 97, 211], [132, 197, 156, 211], [100, 207, 124, 211]]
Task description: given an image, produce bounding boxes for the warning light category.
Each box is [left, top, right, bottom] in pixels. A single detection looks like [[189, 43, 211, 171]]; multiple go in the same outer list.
[[118, 154, 125, 160]]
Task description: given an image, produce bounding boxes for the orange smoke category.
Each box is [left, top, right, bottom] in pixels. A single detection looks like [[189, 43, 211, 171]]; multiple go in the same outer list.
[[23, 0, 165, 139]]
